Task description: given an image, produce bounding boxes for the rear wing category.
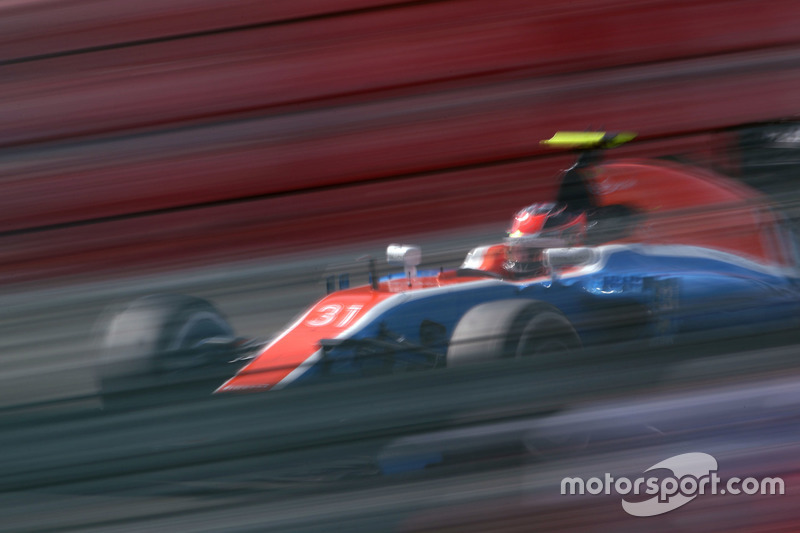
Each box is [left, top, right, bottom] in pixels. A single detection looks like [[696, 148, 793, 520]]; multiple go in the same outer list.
[[541, 131, 637, 150]]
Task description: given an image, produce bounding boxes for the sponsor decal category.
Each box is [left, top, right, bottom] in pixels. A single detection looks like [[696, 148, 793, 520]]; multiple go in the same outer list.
[[590, 176, 637, 195]]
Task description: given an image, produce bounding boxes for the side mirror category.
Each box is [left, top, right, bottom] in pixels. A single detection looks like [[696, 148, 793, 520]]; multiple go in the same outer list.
[[543, 247, 599, 273]]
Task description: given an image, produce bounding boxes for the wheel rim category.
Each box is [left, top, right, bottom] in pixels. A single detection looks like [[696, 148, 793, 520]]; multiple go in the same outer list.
[[515, 315, 577, 358], [160, 311, 234, 372]]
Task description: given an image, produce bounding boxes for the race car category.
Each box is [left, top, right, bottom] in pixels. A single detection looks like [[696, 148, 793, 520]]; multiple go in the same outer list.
[[95, 132, 800, 406]]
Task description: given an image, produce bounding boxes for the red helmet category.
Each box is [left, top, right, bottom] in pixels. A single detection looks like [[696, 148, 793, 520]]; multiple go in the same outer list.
[[504, 203, 587, 275]]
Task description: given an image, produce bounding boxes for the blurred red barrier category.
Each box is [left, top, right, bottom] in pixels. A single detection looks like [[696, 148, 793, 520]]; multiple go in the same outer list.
[[4, 0, 800, 148], [0, 157, 567, 283], [0, 133, 751, 283], [5, 0, 799, 64], [3, 0, 800, 280], [3, 48, 800, 233], [0, 0, 412, 60]]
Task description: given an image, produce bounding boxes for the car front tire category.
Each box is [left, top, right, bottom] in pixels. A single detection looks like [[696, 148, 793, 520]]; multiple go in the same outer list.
[[95, 294, 236, 410], [446, 299, 581, 367]]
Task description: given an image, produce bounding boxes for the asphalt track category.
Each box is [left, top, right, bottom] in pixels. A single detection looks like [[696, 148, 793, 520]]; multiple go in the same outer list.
[[1, 231, 800, 532]]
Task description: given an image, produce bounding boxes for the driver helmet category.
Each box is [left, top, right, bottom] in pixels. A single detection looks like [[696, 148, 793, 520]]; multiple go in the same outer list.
[[504, 202, 587, 276]]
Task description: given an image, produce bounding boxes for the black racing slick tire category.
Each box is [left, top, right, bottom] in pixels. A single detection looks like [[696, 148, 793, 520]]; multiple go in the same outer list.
[[446, 299, 581, 367], [95, 294, 236, 410]]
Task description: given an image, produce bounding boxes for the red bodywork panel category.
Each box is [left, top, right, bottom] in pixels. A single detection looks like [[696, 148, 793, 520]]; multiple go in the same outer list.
[[218, 272, 489, 392], [589, 160, 792, 267]]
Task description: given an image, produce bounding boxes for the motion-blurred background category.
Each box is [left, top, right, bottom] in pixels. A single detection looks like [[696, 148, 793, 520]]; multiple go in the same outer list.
[[2, 1, 800, 531]]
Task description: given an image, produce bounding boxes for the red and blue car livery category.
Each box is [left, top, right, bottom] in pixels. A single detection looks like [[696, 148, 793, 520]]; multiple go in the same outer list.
[[95, 132, 800, 402], [217, 133, 800, 392]]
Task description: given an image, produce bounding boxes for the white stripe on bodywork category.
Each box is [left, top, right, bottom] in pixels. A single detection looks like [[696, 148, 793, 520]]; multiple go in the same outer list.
[[269, 348, 324, 390], [460, 245, 493, 269], [615, 243, 799, 278], [530, 243, 800, 282]]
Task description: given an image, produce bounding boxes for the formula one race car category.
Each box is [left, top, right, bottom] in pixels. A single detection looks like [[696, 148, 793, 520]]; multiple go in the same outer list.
[[95, 132, 800, 406]]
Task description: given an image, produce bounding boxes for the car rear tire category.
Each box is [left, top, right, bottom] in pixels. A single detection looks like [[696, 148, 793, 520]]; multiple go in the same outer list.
[[446, 299, 581, 367], [95, 294, 236, 410]]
